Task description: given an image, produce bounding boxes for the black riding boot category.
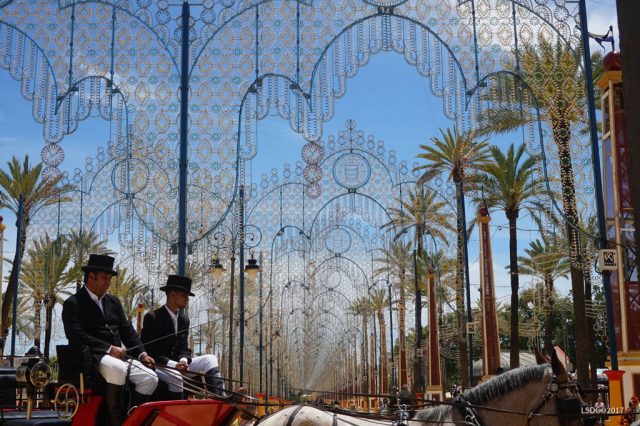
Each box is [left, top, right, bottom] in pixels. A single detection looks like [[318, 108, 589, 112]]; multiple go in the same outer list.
[[104, 383, 125, 426], [205, 367, 227, 397], [131, 390, 152, 408]]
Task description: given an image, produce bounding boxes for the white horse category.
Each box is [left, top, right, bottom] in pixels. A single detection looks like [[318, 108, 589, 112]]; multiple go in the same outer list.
[[256, 350, 591, 426]]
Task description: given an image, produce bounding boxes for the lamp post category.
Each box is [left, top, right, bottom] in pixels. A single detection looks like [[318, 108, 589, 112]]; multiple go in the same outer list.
[[256, 252, 264, 393], [240, 221, 261, 384], [208, 225, 237, 383], [207, 213, 261, 385], [242, 250, 261, 386]]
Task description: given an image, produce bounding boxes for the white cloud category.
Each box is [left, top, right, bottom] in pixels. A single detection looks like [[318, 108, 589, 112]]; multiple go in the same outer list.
[[0, 136, 18, 145]]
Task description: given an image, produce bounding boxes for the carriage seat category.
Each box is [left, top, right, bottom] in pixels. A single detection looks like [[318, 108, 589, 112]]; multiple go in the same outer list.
[[55, 345, 106, 396], [0, 368, 17, 408]]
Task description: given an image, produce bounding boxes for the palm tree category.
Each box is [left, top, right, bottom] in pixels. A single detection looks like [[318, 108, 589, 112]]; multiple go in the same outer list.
[[518, 238, 570, 355], [381, 183, 454, 392], [17, 256, 46, 350], [348, 296, 371, 398], [422, 249, 457, 318], [373, 241, 412, 389], [479, 39, 593, 389], [369, 288, 390, 394], [476, 143, 545, 368], [19, 234, 74, 358], [109, 267, 148, 323], [413, 127, 491, 387], [65, 229, 113, 291], [0, 155, 74, 355]]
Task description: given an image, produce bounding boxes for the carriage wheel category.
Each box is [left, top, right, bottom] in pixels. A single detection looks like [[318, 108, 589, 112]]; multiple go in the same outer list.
[[54, 383, 80, 420]]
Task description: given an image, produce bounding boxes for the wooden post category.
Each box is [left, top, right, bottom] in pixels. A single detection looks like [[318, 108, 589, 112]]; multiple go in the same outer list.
[[478, 208, 501, 380], [426, 270, 442, 400]]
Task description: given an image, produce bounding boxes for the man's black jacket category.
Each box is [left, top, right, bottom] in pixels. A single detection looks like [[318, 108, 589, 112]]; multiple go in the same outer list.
[[61, 286, 145, 365], [140, 306, 192, 366]]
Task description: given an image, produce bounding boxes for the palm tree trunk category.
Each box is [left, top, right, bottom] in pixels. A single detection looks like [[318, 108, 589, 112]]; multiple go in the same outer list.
[[412, 244, 423, 395], [369, 332, 375, 397], [543, 278, 554, 356], [398, 274, 408, 388], [378, 311, 388, 394], [508, 213, 520, 369], [33, 298, 42, 349], [362, 314, 368, 398], [44, 300, 54, 359], [554, 119, 590, 390], [454, 184, 468, 387], [0, 220, 28, 356]]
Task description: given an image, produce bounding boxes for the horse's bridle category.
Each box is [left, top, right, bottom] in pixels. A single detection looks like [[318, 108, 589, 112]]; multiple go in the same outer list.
[[451, 374, 594, 426], [527, 375, 594, 426], [452, 395, 483, 426]]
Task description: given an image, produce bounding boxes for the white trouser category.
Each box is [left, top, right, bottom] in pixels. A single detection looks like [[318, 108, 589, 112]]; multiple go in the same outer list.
[[156, 354, 219, 393], [97, 355, 159, 395]]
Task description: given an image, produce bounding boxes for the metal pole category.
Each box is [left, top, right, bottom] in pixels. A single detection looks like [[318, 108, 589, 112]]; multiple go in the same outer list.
[[228, 255, 236, 382], [177, 0, 190, 276], [388, 280, 395, 388], [578, 0, 618, 370], [460, 184, 474, 386], [259, 252, 264, 393], [77, 191, 84, 292], [266, 274, 272, 406], [10, 195, 24, 367], [239, 185, 246, 383]]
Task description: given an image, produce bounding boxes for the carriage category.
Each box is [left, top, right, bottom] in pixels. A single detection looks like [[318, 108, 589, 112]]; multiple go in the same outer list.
[[0, 345, 249, 426]]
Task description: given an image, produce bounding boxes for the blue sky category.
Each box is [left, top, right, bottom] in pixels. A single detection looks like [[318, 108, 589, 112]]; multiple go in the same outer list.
[[0, 0, 620, 337]]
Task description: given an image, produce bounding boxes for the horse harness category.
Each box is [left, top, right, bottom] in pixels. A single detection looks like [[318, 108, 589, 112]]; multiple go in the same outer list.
[[451, 375, 590, 426], [283, 405, 338, 426], [526, 375, 590, 425], [452, 395, 483, 426]]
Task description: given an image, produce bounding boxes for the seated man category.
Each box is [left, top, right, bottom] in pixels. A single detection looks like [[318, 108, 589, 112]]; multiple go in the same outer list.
[[62, 254, 158, 426], [140, 275, 225, 399]]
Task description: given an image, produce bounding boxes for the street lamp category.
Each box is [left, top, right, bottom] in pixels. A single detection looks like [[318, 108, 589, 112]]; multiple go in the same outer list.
[[208, 257, 226, 281], [244, 256, 261, 281]]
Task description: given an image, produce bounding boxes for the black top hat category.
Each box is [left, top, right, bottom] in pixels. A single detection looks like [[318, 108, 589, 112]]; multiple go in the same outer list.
[[81, 254, 119, 276], [159, 275, 194, 296]]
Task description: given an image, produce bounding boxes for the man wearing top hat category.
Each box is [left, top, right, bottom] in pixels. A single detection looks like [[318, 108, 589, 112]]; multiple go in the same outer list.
[[61, 254, 158, 426], [140, 274, 225, 399]]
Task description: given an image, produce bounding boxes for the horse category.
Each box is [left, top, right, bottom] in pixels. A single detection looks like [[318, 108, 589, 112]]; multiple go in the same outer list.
[[255, 350, 592, 426]]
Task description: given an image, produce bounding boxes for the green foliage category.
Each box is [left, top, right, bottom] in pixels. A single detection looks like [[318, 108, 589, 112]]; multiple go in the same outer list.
[[64, 229, 114, 289], [109, 267, 148, 321], [18, 234, 74, 356], [381, 184, 454, 245], [0, 155, 75, 348], [414, 127, 491, 184], [518, 238, 571, 282], [476, 143, 545, 219]]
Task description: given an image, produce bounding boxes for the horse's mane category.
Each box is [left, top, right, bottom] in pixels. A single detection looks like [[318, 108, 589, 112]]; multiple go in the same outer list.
[[415, 364, 550, 421], [464, 364, 549, 405]]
